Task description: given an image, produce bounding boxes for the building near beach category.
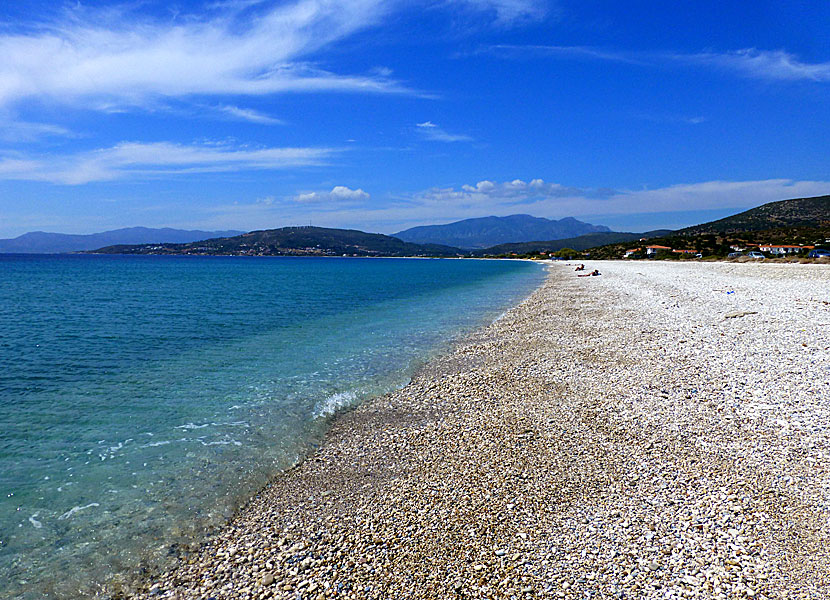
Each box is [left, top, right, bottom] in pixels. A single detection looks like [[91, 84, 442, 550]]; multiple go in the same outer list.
[[758, 244, 807, 255], [645, 245, 672, 256]]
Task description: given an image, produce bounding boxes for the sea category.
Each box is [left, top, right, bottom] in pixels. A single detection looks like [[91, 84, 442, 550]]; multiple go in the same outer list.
[[0, 254, 545, 599]]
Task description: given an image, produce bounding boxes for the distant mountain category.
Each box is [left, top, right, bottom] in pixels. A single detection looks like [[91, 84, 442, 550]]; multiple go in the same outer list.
[[393, 214, 611, 249], [91, 226, 462, 257], [0, 227, 245, 254], [677, 195, 830, 235], [472, 230, 672, 255]]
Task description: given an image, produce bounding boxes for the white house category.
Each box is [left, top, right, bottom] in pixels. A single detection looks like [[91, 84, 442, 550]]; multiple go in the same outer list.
[[645, 245, 672, 256], [758, 244, 805, 255]]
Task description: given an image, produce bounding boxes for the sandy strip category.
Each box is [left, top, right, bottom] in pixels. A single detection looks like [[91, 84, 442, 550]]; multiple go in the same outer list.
[[129, 261, 830, 600]]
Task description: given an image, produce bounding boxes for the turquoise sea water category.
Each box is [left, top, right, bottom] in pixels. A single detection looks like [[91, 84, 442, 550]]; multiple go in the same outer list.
[[0, 255, 544, 599]]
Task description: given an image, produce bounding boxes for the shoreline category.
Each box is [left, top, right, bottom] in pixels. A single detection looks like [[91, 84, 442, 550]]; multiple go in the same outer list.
[[127, 261, 830, 599], [115, 266, 551, 599]]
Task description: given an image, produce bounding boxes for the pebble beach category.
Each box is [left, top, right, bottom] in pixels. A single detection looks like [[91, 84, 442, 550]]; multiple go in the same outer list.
[[129, 261, 830, 600]]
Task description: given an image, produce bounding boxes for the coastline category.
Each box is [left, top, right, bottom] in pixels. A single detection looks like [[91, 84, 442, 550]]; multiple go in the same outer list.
[[128, 261, 830, 599]]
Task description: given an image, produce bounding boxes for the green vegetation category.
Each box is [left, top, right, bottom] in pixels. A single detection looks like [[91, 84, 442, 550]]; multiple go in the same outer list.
[[678, 195, 830, 235], [552, 248, 580, 259], [469, 231, 665, 256], [586, 196, 830, 260]]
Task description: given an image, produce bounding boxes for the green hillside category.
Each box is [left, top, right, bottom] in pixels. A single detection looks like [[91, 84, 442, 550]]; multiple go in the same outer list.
[[92, 226, 462, 257], [471, 232, 640, 255], [586, 195, 830, 259], [678, 195, 830, 235]]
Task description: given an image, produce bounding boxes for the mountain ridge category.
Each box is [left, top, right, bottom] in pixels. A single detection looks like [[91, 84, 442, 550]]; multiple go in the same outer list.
[[393, 214, 611, 249]]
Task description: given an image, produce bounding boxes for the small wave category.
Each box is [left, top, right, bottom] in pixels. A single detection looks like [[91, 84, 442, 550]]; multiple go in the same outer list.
[[58, 503, 100, 520], [314, 390, 358, 419], [176, 423, 210, 430], [140, 440, 171, 448], [29, 514, 43, 529], [198, 439, 242, 447]]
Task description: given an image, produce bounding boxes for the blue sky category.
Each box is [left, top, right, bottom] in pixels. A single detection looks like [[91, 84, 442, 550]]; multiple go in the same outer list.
[[1, 0, 829, 237]]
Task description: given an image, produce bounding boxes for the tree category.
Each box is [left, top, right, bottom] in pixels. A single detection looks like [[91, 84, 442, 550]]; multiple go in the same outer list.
[[553, 247, 580, 259]]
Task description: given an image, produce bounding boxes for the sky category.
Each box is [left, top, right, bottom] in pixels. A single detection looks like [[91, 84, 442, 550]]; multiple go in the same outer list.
[[0, 0, 829, 238]]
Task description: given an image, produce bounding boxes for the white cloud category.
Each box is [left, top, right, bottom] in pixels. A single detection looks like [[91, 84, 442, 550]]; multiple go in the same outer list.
[[294, 185, 370, 203], [416, 121, 473, 142], [0, 141, 334, 184], [412, 177, 830, 216], [627, 112, 707, 125], [485, 44, 647, 64], [289, 177, 830, 233], [442, 178, 577, 201], [0, 119, 75, 142], [488, 45, 830, 82], [217, 105, 284, 124], [0, 0, 551, 113], [0, 0, 405, 110], [137, 177, 830, 237], [681, 49, 830, 82], [452, 0, 549, 25], [600, 179, 830, 213]]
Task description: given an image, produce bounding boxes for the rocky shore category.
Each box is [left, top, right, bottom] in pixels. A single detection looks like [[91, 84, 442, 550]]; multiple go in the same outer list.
[[129, 261, 830, 600]]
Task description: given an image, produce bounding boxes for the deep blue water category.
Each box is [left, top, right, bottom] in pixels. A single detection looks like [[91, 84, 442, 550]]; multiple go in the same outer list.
[[0, 254, 544, 599]]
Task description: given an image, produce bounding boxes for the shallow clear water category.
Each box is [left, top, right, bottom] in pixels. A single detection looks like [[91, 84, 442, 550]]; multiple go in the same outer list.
[[0, 254, 543, 598]]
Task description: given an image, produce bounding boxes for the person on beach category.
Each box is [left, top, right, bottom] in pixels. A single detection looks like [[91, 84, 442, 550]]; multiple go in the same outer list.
[[577, 269, 601, 277], [575, 264, 585, 271]]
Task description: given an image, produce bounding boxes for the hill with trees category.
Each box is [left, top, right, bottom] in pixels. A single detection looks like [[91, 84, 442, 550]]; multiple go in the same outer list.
[[677, 195, 830, 235], [585, 195, 830, 259], [470, 231, 670, 256], [91, 226, 462, 257]]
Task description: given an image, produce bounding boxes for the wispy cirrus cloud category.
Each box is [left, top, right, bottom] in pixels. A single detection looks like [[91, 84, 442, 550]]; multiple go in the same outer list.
[[0, 0, 404, 111], [680, 49, 830, 82], [0, 141, 335, 185], [0, 0, 552, 113], [629, 112, 707, 125], [416, 121, 473, 142], [485, 44, 647, 65], [452, 0, 550, 25], [487, 45, 830, 82], [216, 105, 284, 125], [0, 119, 76, 142]]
